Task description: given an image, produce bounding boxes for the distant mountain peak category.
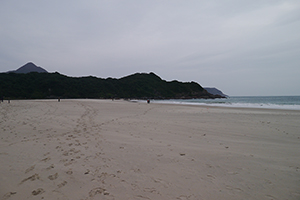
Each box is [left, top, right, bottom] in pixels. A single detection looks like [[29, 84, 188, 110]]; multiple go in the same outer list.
[[12, 62, 48, 74]]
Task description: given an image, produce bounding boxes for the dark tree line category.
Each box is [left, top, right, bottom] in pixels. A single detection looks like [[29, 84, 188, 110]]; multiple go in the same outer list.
[[0, 72, 223, 100]]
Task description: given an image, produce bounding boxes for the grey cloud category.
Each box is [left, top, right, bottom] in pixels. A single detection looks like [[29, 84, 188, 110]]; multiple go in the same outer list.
[[1, 0, 300, 95]]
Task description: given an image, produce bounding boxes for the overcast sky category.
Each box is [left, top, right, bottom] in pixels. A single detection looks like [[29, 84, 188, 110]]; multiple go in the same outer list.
[[1, 0, 300, 96]]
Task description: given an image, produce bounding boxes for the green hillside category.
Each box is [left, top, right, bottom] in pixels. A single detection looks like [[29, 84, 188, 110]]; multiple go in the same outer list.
[[0, 72, 224, 99]]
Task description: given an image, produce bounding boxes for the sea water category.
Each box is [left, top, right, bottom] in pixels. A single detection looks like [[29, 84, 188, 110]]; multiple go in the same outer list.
[[153, 96, 300, 110]]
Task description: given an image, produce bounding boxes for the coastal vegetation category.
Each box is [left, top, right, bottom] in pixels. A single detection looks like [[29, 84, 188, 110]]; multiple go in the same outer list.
[[0, 72, 223, 100]]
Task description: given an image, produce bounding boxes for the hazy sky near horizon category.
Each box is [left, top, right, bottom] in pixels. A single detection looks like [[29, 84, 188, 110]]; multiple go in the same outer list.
[[1, 1, 300, 96]]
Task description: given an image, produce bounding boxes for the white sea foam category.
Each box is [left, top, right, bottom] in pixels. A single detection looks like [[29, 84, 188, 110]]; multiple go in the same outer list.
[[201, 103, 300, 110], [150, 96, 300, 110]]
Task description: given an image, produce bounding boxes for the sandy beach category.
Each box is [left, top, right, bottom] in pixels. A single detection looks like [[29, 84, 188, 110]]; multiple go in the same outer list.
[[1, 99, 299, 200]]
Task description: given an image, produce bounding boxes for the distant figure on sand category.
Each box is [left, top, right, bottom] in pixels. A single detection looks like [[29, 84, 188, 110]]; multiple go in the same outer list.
[[147, 99, 150, 104]]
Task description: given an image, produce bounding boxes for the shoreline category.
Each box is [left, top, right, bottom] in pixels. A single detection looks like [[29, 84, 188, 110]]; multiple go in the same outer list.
[[150, 99, 300, 111], [132, 99, 300, 112], [2, 97, 300, 111], [1, 99, 300, 199]]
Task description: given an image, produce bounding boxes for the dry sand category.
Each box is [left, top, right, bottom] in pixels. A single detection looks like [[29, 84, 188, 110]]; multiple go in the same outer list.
[[0, 99, 299, 200]]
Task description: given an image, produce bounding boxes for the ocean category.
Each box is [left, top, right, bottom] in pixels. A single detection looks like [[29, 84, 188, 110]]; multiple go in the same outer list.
[[152, 96, 300, 110]]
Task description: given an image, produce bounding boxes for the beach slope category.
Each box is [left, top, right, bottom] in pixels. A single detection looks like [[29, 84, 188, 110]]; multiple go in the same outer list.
[[1, 100, 300, 199]]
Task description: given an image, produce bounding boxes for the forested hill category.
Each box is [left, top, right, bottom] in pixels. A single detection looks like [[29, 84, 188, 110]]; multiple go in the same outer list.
[[0, 72, 224, 99]]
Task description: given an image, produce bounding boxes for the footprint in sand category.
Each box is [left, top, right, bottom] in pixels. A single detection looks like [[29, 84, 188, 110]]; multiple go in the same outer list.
[[57, 181, 68, 188], [48, 173, 58, 180], [207, 174, 215, 180], [32, 188, 45, 196], [89, 187, 109, 197], [46, 164, 55, 170], [64, 159, 75, 166], [44, 152, 50, 156], [20, 173, 40, 184], [41, 157, 51, 162], [25, 165, 35, 173], [2, 192, 17, 200], [66, 169, 73, 175], [62, 151, 70, 156]]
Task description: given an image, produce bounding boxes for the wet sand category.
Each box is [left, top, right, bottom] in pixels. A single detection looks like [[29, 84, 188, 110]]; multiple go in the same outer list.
[[1, 99, 300, 199]]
